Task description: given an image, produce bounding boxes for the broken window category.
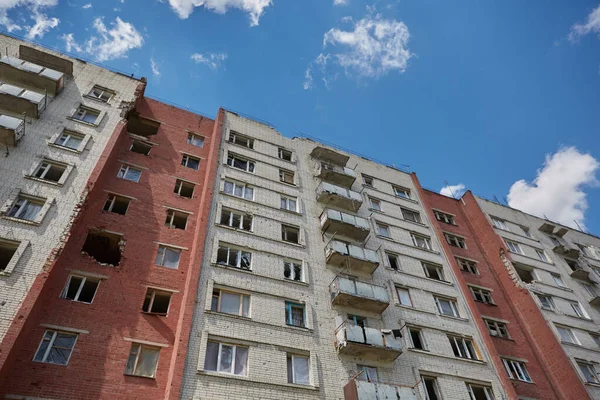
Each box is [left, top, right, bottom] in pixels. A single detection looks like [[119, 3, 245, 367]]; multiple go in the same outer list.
[[376, 223, 390, 237], [285, 301, 305, 327], [278, 148, 292, 161], [362, 175, 374, 186], [421, 376, 441, 400], [130, 140, 152, 155], [566, 258, 581, 272], [174, 179, 194, 198], [502, 358, 531, 382], [88, 85, 114, 102], [72, 105, 100, 125], [287, 354, 310, 385], [393, 186, 410, 199], [227, 153, 255, 172], [211, 289, 250, 317], [423, 263, 444, 281], [466, 384, 495, 400], [484, 319, 509, 339], [181, 154, 200, 170], [216, 245, 252, 270], [165, 210, 188, 230], [457, 258, 478, 274], [409, 327, 424, 349], [284, 260, 302, 282], [103, 194, 130, 215], [434, 210, 455, 225], [55, 130, 84, 151], [224, 180, 254, 200], [34, 160, 66, 183], [0, 239, 19, 271], [33, 330, 78, 366], [515, 266, 536, 283], [470, 287, 493, 304], [82, 230, 122, 266], [187, 133, 204, 147], [445, 233, 466, 249], [402, 208, 421, 224], [7, 194, 44, 222], [387, 252, 400, 270], [435, 296, 460, 317], [127, 113, 160, 137], [204, 341, 248, 376], [282, 225, 300, 244], [357, 365, 378, 382], [219, 208, 252, 231], [228, 131, 253, 148], [448, 335, 479, 360], [412, 233, 433, 250], [60, 275, 99, 303], [155, 245, 181, 269], [117, 165, 142, 183], [142, 288, 171, 315], [125, 343, 160, 378], [279, 169, 294, 184]]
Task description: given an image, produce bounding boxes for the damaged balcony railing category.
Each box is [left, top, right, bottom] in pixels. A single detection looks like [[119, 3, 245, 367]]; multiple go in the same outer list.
[[0, 56, 64, 96], [321, 209, 370, 242], [325, 240, 379, 274], [315, 162, 356, 188], [330, 276, 390, 314], [316, 182, 362, 211], [334, 321, 402, 362], [343, 376, 417, 400]]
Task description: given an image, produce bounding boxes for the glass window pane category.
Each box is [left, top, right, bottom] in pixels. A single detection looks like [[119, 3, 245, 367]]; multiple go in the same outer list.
[[293, 356, 310, 384], [220, 292, 241, 315], [204, 342, 219, 371], [234, 346, 248, 376], [219, 345, 233, 373], [136, 347, 159, 377], [242, 295, 250, 317], [163, 248, 180, 269], [125, 345, 138, 374]]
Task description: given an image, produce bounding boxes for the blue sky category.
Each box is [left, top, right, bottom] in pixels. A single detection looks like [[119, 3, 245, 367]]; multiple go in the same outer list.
[[2, 0, 600, 234]]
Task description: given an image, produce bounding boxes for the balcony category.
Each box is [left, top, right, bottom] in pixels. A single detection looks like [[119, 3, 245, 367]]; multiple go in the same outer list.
[[553, 244, 580, 259], [0, 114, 24, 149], [589, 296, 600, 307], [317, 182, 362, 211], [343, 379, 417, 400], [325, 240, 379, 275], [316, 162, 356, 188], [330, 276, 389, 314], [335, 322, 402, 362], [321, 209, 370, 242], [0, 57, 64, 96], [0, 81, 46, 118], [566, 259, 590, 280], [310, 145, 349, 166]]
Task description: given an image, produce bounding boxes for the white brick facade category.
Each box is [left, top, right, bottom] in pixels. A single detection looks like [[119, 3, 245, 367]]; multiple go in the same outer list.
[[477, 197, 600, 399], [181, 111, 507, 400], [0, 35, 141, 341]]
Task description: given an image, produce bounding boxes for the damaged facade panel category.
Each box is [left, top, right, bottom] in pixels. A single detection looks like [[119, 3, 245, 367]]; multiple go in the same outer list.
[[82, 229, 124, 266]]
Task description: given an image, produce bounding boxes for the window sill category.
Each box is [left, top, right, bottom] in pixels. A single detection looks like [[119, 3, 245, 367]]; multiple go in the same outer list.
[[280, 207, 302, 216], [490, 335, 515, 342], [368, 208, 385, 214], [438, 314, 470, 323], [494, 226, 540, 242], [423, 276, 453, 286], [173, 193, 193, 200], [198, 370, 319, 390], [584, 382, 600, 388], [508, 378, 535, 385], [508, 250, 554, 266], [66, 117, 99, 127], [47, 143, 83, 154], [1, 216, 40, 226], [124, 373, 155, 380], [141, 311, 168, 317], [24, 175, 63, 186], [285, 323, 311, 332], [473, 300, 497, 306], [408, 348, 486, 365], [279, 181, 297, 187], [394, 303, 437, 315], [83, 94, 110, 104], [402, 219, 429, 228]]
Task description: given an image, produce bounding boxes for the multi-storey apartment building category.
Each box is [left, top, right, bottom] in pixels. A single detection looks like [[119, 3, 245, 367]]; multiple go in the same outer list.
[[416, 184, 591, 399], [0, 35, 143, 347], [180, 110, 507, 400], [0, 88, 222, 397], [471, 194, 600, 399]]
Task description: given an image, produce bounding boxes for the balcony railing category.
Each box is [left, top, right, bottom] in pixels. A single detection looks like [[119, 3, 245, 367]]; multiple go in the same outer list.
[[310, 145, 350, 166], [0, 81, 46, 118], [325, 240, 379, 275], [343, 379, 417, 400], [335, 322, 403, 362], [553, 244, 580, 259], [0, 114, 24, 149], [0, 56, 64, 96], [317, 182, 362, 211], [330, 276, 389, 314], [320, 209, 370, 241], [315, 162, 356, 188]]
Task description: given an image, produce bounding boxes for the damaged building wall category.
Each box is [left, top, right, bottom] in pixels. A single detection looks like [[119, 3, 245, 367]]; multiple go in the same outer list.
[[0, 33, 143, 349], [0, 97, 221, 400]]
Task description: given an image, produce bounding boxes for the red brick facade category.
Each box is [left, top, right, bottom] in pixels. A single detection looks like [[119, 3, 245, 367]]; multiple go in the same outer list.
[[0, 98, 222, 400], [413, 174, 590, 400]]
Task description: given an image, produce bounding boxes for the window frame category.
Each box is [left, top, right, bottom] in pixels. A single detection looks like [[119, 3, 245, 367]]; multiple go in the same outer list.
[[174, 179, 195, 198], [393, 185, 410, 199], [279, 169, 295, 184], [401, 208, 422, 224], [54, 129, 84, 151], [491, 217, 509, 231], [280, 195, 298, 212], [505, 240, 523, 254], [125, 342, 161, 378], [211, 288, 250, 317], [117, 164, 142, 183], [556, 325, 580, 345], [551, 273, 566, 288], [219, 208, 252, 231], [103, 194, 130, 215], [448, 335, 479, 360], [484, 319, 510, 339], [396, 286, 412, 307], [33, 329, 78, 366], [502, 358, 532, 382], [33, 160, 66, 183], [422, 262, 445, 281], [357, 364, 378, 382], [226, 152, 255, 173], [285, 301, 306, 328], [278, 147, 293, 161], [571, 301, 589, 319], [411, 233, 433, 251], [445, 233, 466, 249], [87, 85, 114, 102], [434, 210, 455, 225], [469, 286, 494, 304], [181, 154, 201, 170], [142, 288, 172, 315], [422, 375, 441, 400], [362, 174, 374, 186], [284, 260, 303, 282], [435, 296, 460, 317], [287, 353, 310, 385], [281, 224, 300, 244], [130, 140, 152, 156], [537, 294, 555, 310], [369, 197, 382, 211], [154, 245, 181, 269], [187, 133, 204, 147], [457, 257, 478, 274], [204, 341, 249, 376], [216, 245, 252, 270], [408, 327, 425, 350], [386, 252, 400, 270], [535, 249, 550, 262], [7, 195, 44, 222], [228, 131, 254, 148], [577, 361, 600, 384], [165, 209, 189, 230], [72, 105, 101, 125], [466, 383, 495, 400], [60, 274, 100, 304], [376, 223, 390, 238], [224, 180, 254, 201]]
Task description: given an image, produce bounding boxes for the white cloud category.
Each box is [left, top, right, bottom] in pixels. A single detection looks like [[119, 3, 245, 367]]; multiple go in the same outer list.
[[304, 11, 412, 88], [569, 4, 600, 42], [62, 17, 142, 61], [507, 147, 599, 229], [440, 184, 466, 199], [0, 0, 59, 37], [333, 0, 347, 5], [82, 2, 92, 8], [166, 0, 272, 26], [190, 52, 227, 70], [150, 57, 160, 77], [303, 67, 313, 90], [60, 33, 82, 52], [26, 10, 58, 39]]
